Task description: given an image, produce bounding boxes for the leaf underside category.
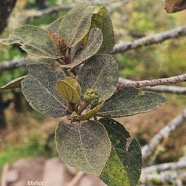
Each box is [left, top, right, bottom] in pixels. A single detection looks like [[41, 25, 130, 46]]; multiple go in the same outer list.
[[0, 25, 62, 59], [76, 54, 119, 101], [99, 118, 142, 186], [55, 120, 111, 176], [21, 63, 66, 118], [98, 87, 167, 117], [62, 28, 103, 68], [59, 1, 94, 47], [0, 75, 26, 90]]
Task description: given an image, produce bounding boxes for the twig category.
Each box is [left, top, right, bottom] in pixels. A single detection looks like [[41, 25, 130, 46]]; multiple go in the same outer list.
[[142, 157, 186, 173], [67, 171, 85, 186], [112, 25, 186, 54], [0, 58, 28, 72], [1, 163, 9, 186], [118, 75, 186, 90], [142, 108, 186, 162]]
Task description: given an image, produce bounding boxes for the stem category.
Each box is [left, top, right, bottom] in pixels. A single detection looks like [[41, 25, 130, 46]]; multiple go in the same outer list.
[[77, 101, 89, 115]]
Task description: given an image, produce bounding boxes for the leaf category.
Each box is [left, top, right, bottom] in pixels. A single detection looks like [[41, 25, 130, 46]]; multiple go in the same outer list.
[[0, 25, 62, 59], [64, 77, 82, 96], [47, 16, 64, 34], [21, 63, 67, 118], [98, 87, 167, 118], [0, 76, 26, 90], [76, 54, 119, 101], [55, 120, 111, 176], [74, 101, 105, 120], [59, 1, 94, 46], [56, 79, 80, 104], [99, 118, 142, 186], [61, 28, 103, 68], [91, 7, 115, 54]]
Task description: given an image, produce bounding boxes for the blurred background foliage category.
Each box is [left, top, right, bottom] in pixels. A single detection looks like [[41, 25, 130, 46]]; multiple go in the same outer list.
[[0, 0, 186, 173]]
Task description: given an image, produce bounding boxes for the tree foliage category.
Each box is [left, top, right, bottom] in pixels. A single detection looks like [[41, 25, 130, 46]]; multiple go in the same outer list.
[[0, 1, 167, 185]]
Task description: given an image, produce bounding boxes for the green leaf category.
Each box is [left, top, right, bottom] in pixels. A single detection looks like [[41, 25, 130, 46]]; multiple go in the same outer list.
[[98, 87, 167, 117], [0, 25, 62, 59], [76, 54, 119, 101], [56, 79, 80, 104], [64, 77, 82, 96], [55, 120, 111, 176], [91, 7, 115, 54], [0, 76, 26, 90], [61, 28, 103, 68], [21, 63, 66, 118], [74, 101, 105, 120], [99, 118, 142, 186], [59, 1, 94, 46]]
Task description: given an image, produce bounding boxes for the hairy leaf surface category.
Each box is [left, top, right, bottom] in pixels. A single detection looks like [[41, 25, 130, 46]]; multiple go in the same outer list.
[[21, 63, 66, 118], [47, 16, 63, 34], [0, 76, 26, 90], [100, 118, 142, 186], [62, 28, 103, 68], [59, 1, 94, 46], [55, 120, 111, 175], [76, 54, 119, 100], [98, 87, 167, 117], [56, 80, 80, 104], [0, 26, 62, 59], [91, 7, 114, 54]]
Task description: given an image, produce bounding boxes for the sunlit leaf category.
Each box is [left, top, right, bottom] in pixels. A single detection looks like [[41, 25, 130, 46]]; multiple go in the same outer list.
[[100, 118, 142, 186], [98, 87, 167, 117], [0, 76, 26, 90], [91, 7, 114, 54], [55, 120, 111, 175], [76, 54, 119, 100], [0, 25, 62, 59], [59, 1, 94, 46], [21, 63, 66, 118], [56, 79, 80, 104], [61, 28, 103, 68]]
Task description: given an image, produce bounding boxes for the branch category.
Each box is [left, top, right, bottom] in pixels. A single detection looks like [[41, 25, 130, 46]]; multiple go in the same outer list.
[[112, 25, 186, 54], [118, 75, 186, 90], [0, 58, 28, 72], [142, 108, 186, 162]]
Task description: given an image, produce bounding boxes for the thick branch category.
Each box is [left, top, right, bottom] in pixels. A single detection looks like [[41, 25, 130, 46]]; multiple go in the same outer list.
[[0, 58, 28, 72], [142, 108, 186, 162], [118, 75, 186, 89], [112, 25, 186, 54]]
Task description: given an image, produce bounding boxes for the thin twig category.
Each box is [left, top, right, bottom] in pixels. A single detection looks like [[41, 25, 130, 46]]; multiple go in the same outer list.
[[112, 25, 186, 54], [118, 75, 186, 90], [142, 108, 186, 162], [67, 171, 85, 186]]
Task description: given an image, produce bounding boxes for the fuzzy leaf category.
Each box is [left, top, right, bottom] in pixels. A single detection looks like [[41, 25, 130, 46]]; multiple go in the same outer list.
[[61, 28, 103, 68], [21, 63, 66, 118], [47, 16, 64, 34], [76, 54, 119, 101], [98, 87, 167, 117], [99, 118, 142, 186], [91, 7, 115, 54], [0, 25, 62, 59], [55, 120, 111, 175], [0, 76, 26, 90], [59, 1, 94, 46], [56, 79, 80, 104], [74, 101, 105, 120]]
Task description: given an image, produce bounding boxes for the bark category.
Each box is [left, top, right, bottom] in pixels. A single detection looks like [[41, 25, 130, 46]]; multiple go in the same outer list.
[[0, 0, 17, 34]]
